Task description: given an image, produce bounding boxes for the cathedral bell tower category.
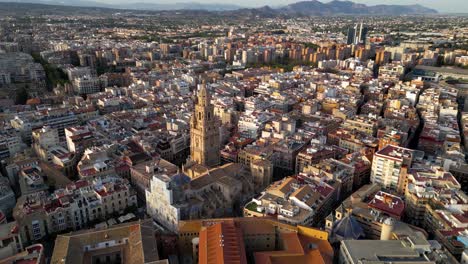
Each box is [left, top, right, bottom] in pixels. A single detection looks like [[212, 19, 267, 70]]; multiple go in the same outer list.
[[189, 83, 220, 168]]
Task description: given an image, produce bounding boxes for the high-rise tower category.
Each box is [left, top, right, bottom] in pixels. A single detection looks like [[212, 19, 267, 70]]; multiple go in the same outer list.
[[189, 83, 220, 168], [347, 27, 356, 45], [346, 23, 368, 45], [357, 22, 368, 45]]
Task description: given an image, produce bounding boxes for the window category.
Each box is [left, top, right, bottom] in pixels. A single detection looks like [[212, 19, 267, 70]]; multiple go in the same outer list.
[[32, 221, 41, 240]]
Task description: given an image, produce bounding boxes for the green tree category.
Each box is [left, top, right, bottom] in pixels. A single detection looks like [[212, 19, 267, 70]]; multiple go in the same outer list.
[[15, 87, 29, 105]]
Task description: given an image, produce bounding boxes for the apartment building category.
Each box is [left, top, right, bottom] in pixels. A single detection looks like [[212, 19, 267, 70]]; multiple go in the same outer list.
[[13, 176, 137, 244], [244, 175, 338, 227], [371, 145, 418, 193]]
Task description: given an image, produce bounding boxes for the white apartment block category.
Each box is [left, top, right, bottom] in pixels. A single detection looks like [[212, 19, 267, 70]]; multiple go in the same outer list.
[[371, 145, 414, 190]]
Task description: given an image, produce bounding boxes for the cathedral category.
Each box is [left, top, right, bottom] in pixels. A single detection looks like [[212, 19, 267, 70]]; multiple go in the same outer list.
[[146, 83, 273, 231], [189, 83, 220, 168], [183, 82, 273, 185], [183, 83, 221, 178]]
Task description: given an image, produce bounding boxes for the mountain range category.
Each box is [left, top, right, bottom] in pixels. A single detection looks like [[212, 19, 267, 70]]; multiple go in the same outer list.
[[0, 0, 439, 15], [0, 0, 242, 10], [280, 1, 437, 15]]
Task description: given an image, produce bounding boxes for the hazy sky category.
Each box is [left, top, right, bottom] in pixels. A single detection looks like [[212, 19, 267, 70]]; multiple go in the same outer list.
[[103, 0, 467, 13]]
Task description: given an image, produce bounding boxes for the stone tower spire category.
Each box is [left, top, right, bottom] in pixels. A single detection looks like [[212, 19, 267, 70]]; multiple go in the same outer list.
[[189, 83, 220, 168]]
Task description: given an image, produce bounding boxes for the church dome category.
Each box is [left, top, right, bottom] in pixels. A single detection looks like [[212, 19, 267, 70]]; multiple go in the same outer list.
[[332, 215, 364, 241], [170, 173, 191, 187]]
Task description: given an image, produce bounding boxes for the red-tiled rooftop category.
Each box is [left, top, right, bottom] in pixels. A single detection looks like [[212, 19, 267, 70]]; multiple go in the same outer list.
[[453, 212, 468, 224], [79, 168, 98, 176], [0, 211, 5, 223], [199, 221, 247, 264], [375, 145, 413, 160], [410, 169, 460, 186], [69, 131, 93, 141], [314, 184, 334, 198], [367, 191, 405, 218], [44, 199, 62, 213], [439, 228, 467, 237]]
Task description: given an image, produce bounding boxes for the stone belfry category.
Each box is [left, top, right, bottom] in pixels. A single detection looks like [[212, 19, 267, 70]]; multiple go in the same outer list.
[[189, 83, 220, 168]]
